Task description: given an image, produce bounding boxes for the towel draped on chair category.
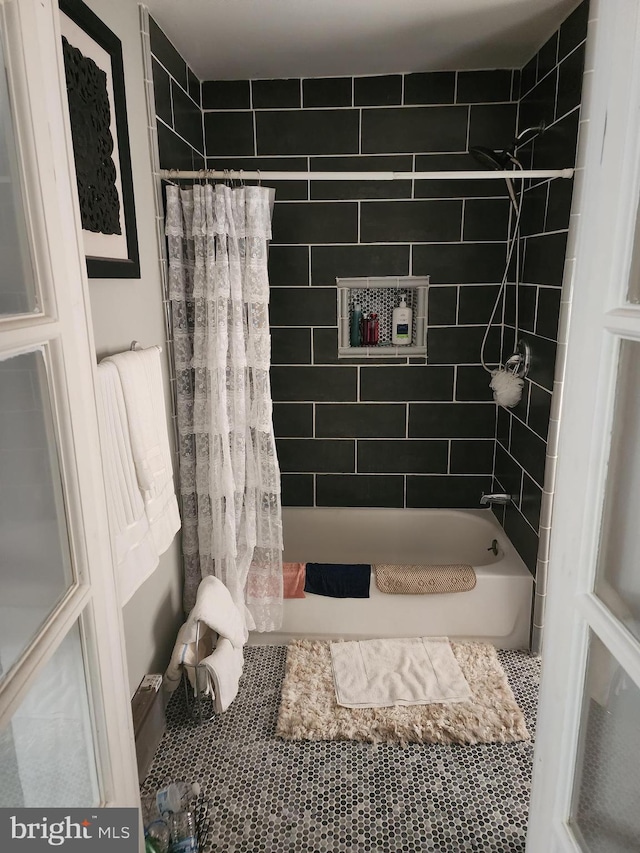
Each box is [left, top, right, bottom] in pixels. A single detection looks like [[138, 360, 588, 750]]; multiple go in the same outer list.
[[164, 576, 245, 713]]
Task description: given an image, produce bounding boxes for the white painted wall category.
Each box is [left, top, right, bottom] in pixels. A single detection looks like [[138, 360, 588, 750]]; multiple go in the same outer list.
[[81, 0, 183, 697], [146, 0, 582, 80]]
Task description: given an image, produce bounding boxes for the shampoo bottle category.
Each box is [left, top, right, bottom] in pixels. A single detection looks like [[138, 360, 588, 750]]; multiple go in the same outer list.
[[392, 294, 412, 346], [365, 313, 379, 346], [350, 303, 363, 346]]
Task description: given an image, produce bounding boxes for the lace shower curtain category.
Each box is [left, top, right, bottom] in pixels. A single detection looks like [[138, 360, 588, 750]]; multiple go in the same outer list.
[[165, 183, 283, 633]]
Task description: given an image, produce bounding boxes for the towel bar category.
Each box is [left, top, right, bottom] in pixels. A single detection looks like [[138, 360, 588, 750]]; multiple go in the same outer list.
[[130, 340, 163, 353]]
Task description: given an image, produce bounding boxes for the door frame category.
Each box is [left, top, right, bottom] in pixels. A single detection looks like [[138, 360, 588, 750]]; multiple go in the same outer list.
[[0, 0, 139, 806], [527, 0, 640, 848]]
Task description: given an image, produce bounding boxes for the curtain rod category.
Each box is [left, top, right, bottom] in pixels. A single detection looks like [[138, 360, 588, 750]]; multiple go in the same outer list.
[[159, 168, 574, 182]]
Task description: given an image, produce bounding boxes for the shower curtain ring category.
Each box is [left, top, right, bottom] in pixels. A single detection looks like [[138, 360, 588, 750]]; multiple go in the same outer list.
[[256, 169, 261, 187]]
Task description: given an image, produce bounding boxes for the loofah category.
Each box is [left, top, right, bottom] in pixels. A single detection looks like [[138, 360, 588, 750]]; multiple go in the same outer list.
[[490, 368, 524, 407]]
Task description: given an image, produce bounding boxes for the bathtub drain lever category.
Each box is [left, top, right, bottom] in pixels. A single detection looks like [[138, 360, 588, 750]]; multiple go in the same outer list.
[[487, 539, 499, 556]]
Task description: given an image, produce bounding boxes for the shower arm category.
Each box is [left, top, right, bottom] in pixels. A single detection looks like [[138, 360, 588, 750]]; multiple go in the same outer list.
[[159, 168, 573, 182]]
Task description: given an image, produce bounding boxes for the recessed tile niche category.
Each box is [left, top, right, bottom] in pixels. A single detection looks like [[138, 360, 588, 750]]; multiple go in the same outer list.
[[337, 276, 429, 357]]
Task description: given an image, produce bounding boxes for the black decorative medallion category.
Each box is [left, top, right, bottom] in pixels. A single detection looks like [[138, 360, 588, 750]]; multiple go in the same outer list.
[[62, 36, 121, 235]]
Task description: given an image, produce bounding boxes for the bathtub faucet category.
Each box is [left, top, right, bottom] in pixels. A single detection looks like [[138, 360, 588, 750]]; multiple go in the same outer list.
[[480, 492, 512, 506]]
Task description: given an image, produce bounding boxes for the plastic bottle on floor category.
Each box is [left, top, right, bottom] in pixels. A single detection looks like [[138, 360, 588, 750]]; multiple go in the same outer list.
[[142, 794, 171, 853], [168, 810, 198, 853], [156, 781, 201, 816], [145, 820, 171, 853]]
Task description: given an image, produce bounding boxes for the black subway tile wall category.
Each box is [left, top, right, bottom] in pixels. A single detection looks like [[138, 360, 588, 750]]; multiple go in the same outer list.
[[316, 404, 407, 438], [317, 475, 405, 509], [202, 68, 522, 511], [151, 2, 587, 574], [149, 17, 204, 171], [493, 0, 588, 573], [311, 245, 410, 286], [310, 155, 413, 200], [303, 78, 352, 108]]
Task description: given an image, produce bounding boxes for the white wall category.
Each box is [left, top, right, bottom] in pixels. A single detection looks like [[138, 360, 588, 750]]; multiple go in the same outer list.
[[81, 0, 183, 696]]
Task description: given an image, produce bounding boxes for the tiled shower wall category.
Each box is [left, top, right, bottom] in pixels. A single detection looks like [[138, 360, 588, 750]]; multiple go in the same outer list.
[[149, 17, 204, 172], [493, 0, 588, 570], [201, 73, 520, 511], [149, 3, 586, 574]]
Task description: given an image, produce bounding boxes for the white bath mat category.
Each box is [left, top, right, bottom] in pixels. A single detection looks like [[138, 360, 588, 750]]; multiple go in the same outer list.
[[329, 637, 472, 708]]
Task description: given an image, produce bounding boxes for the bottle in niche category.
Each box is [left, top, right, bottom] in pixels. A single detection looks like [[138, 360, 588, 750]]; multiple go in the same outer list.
[[392, 293, 412, 345], [364, 312, 379, 346], [350, 303, 363, 346]]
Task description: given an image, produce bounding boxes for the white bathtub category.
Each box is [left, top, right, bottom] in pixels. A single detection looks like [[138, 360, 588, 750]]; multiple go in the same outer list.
[[249, 507, 533, 649]]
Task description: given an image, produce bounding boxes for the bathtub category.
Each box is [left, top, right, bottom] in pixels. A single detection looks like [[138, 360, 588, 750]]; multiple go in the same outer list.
[[250, 507, 533, 649]]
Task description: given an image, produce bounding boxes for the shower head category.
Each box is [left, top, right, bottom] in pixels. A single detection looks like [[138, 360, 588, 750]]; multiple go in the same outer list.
[[469, 121, 546, 172], [468, 145, 513, 171], [469, 145, 519, 210], [469, 121, 546, 211]]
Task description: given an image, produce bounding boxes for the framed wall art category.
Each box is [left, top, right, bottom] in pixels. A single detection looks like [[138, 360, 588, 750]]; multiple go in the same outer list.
[[59, 0, 140, 278]]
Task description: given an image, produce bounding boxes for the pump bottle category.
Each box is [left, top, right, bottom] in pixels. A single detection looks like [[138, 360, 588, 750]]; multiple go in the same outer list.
[[392, 294, 412, 345]]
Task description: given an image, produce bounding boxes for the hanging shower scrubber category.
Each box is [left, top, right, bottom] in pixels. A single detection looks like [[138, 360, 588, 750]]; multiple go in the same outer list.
[[490, 367, 524, 407]]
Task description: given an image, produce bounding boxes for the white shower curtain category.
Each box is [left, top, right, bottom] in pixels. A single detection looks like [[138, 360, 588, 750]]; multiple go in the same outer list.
[[165, 183, 283, 633]]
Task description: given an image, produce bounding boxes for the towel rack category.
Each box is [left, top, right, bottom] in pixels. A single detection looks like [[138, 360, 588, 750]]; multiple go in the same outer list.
[[181, 620, 215, 723], [130, 340, 163, 353]]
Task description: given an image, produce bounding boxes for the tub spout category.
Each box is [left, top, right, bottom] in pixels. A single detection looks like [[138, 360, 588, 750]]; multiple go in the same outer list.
[[480, 492, 512, 506]]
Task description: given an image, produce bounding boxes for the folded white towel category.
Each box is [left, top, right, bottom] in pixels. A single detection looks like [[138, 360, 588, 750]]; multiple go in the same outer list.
[[96, 361, 159, 605], [164, 576, 245, 700], [104, 347, 180, 555], [201, 639, 244, 712], [330, 637, 472, 708]]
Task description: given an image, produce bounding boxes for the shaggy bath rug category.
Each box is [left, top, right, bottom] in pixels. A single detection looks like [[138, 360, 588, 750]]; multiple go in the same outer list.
[[276, 639, 530, 745]]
